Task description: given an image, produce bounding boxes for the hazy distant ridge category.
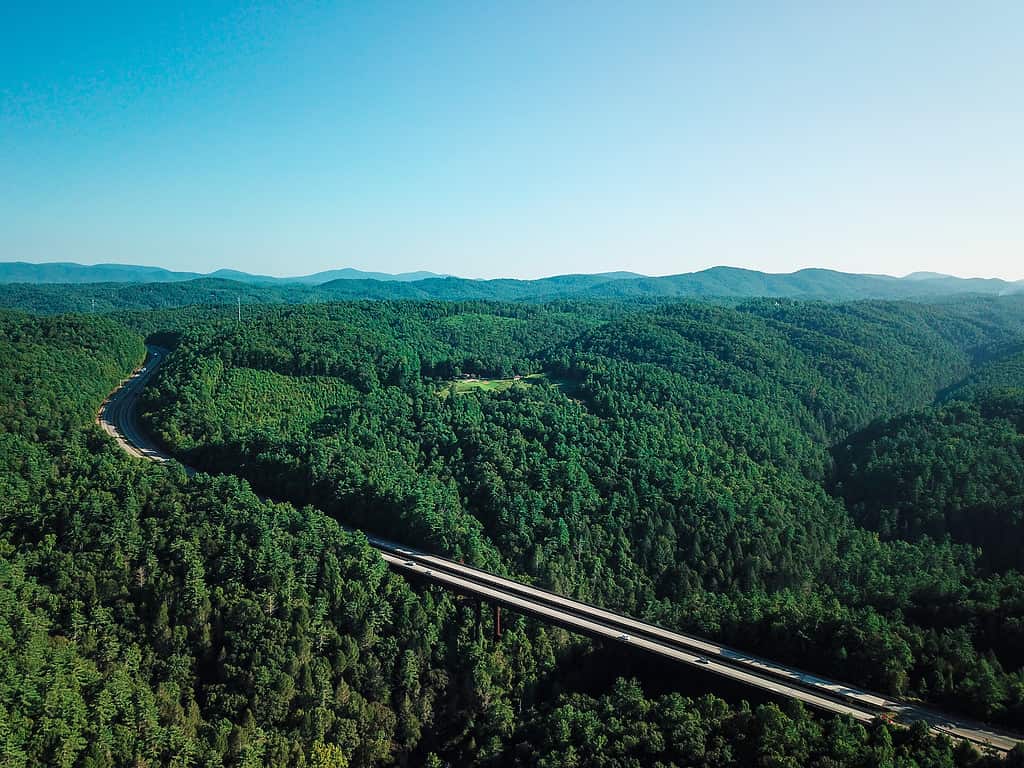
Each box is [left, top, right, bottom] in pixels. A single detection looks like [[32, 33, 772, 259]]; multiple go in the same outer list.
[[1, 262, 1022, 309], [0, 262, 447, 285]]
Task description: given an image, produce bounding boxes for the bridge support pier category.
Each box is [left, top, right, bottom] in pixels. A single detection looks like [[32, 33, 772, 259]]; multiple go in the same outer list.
[[493, 605, 502, 640]]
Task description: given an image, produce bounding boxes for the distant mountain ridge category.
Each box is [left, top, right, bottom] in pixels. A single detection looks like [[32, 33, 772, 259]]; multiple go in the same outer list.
[[0, 262, 1022, 313], [0, 261, 447, 285]]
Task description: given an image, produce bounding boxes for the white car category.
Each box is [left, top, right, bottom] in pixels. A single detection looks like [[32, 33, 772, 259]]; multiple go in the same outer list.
[[618, 633, 630, 641]]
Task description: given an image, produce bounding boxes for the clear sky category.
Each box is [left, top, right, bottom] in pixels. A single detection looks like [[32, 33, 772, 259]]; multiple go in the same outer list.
[[1, 2, 1021, 280]]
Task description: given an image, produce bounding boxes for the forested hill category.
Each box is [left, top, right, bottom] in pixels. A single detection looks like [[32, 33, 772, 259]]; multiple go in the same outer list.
[[136, 296, 1024, 733], [832, 389, 1024, 572], [10, 306, 1024, 764], [0, 309, 144, 439], [2, 265, 1023, 313]]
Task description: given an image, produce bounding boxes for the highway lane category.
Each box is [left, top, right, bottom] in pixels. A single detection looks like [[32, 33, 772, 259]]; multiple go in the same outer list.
[[379, 550, 885, 723], [97, 345, 178, 465], [99, 346, 1021, 754], [379, 545, 1019, 751]]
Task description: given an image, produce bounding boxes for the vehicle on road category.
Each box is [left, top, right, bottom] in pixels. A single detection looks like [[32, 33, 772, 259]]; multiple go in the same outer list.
[[618, 633, 630, 641]]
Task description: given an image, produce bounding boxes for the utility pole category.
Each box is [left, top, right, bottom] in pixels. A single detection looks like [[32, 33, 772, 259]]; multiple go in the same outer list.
[[237, 296, 241, 325]]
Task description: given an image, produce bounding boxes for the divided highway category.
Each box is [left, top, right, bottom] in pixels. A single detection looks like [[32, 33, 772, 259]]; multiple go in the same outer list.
[[97, 346, 177, 466], [99, 346, 1021, 754]]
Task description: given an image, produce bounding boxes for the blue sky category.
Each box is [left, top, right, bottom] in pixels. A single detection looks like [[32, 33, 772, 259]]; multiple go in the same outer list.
[[1, 2, 1021, 279]]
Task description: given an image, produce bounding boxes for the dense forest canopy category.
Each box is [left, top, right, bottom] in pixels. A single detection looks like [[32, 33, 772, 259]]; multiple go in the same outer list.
[[3, 295, 1024, 766], [832, 392, 1024, 571], [0, 310, 585, 765], [135, 298, 1024, 730]]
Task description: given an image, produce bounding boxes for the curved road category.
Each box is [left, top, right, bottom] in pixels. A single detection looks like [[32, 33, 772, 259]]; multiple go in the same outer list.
[[97, 346, 178, 466], [99, 346, 1021, 754]]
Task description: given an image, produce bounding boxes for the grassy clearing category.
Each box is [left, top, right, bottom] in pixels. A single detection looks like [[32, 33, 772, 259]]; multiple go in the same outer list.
[[440, 373, 549, 397]]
